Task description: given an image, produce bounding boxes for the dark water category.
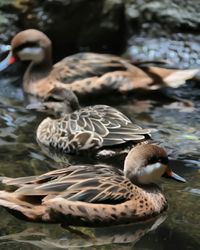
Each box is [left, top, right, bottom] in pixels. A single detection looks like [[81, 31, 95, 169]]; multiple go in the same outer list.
[[0, 75, 199, 249]]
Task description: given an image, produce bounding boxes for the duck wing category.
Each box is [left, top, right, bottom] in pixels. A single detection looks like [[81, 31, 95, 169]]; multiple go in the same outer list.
[[62, 105, 152, 149], [7, 165, 134, 205], [60, 172, 134, 205], [51, 52, 131, 84]]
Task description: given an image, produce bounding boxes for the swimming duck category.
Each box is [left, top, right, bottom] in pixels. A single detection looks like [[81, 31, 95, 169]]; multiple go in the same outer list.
[[0, 29, 198, 98], [30, 88, 153, 154], [0, 144, 186, 227]]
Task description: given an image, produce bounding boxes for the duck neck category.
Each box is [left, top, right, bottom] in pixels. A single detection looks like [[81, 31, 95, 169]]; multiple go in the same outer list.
[[124, 155, 144, 184], [23, 46, 52, 90]]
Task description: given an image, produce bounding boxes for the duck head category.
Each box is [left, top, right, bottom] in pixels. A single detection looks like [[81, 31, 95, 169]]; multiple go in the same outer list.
[[0, 29, 52, 70], [27, 88, 80, 116], [124, 144, 186, 185]]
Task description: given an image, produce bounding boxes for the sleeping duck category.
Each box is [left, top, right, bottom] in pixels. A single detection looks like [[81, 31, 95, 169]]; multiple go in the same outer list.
[[28, 88, 154, 155]]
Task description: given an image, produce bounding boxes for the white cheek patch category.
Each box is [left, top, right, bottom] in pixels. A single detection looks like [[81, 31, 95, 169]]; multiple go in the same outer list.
[[138, 163, 167, 184], [18, 47, 44, 62]]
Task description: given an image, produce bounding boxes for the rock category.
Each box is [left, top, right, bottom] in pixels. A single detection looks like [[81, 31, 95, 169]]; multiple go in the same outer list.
[[125, 0, 200, 31], [125, 0, 200, 68], [0, 0, 200, 67], [0, 0, 125, 60]]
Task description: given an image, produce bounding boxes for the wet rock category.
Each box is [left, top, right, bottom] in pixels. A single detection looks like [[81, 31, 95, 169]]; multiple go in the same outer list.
[[0, 1, 22, 43], [128, 36, 200, 68], [0, 0, 125, 59], [0, 0, 200, 67], [125, 0, 200, 68], [125, 0, 200, 32]]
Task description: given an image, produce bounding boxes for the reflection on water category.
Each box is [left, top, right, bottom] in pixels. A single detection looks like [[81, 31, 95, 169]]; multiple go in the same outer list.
[[0, 78, 199, 249], [0, 215, 167, 249]]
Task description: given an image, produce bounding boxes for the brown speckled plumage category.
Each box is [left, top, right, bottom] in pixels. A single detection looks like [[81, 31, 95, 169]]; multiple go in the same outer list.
[[0, 144, 184, 227], [2, 29, 198, 98]]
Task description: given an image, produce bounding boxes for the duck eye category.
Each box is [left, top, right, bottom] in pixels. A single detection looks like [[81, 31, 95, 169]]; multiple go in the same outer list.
[[148, 156, 158, 164], [14, 42, 39, 53], [44, 96, 61, 102]]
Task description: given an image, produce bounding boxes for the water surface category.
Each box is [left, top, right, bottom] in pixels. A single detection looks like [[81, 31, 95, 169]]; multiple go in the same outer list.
[[0, 75, 199, 249]]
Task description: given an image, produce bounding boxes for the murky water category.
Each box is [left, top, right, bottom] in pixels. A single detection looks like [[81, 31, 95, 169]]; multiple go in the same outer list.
[[0, 75, 199, 249]]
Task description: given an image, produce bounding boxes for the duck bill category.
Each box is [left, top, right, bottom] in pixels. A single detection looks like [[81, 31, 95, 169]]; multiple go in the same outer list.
[[0, 44, 11, 53], [26, 102, 46, 111], [163, 168, 186, 183], [0, 48, 16, 71]]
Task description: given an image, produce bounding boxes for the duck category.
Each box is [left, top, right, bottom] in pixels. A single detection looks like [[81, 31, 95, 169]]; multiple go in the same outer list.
[[0, 144, 186, 227], [28, 88, 153, 154], [0, 29, 198, 98]]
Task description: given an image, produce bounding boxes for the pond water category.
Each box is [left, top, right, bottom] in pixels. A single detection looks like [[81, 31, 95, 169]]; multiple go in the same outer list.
[[0, 73, 199, 249]]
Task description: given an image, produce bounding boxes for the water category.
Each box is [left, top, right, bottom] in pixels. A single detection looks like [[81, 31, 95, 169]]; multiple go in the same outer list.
[[0, 75, 199, 249]]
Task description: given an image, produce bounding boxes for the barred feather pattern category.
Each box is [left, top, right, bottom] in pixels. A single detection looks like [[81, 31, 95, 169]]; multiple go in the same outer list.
[[37, 105, 152, 152]]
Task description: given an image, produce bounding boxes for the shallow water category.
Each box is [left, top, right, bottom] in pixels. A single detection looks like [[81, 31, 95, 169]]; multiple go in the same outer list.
[[0, 76, 199, 249]]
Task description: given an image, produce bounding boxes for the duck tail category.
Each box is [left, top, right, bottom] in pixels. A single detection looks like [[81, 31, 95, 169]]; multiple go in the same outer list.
[[0, 175, 37, 186], [0, 191, 49, 222], [144, 67, 199, 89], [0, 191, 23, 210]]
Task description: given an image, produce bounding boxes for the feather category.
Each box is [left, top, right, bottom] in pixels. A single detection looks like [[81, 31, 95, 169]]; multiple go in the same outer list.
[[37, 103, 153, 152]]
